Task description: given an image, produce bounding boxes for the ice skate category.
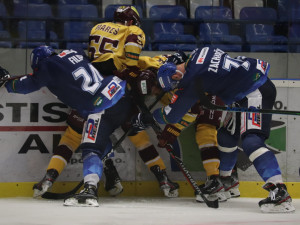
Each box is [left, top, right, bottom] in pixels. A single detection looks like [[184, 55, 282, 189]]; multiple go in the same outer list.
[[33, 169, 59, 198], [104, 158, 123, 196], [220, 174, 240, 199], [259, 183, 295, 213], [196, 175, 227, 202], [63, 183, 99, 207], [150, 165, 179, 198]]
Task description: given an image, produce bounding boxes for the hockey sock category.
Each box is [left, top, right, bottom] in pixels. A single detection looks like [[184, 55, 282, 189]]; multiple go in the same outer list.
[[47, 145, 73, 174], [200, 146, 220, 176], [219, 146, 238, 176], [243, 134, 282, 182], [83, 151, 103, 181], [138, 145, 166, 170]]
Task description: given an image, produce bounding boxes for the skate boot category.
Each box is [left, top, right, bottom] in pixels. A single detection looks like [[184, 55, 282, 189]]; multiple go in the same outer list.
[[259, 183, 295, 213], [64, 183, 99, 207], [33, 169, 59, 198], [150, 165, 179, 198], [196, 175, 227, 202], [104, 158, 123, 196], [220, 173, 240, 199]]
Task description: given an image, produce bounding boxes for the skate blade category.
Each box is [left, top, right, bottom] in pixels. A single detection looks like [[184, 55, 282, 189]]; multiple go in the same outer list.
[[229, 187, 240, 198], [162, 188, 179, 198], [196, 193, 225, 203], [260, 202, 295, 213], [63, 198, 99, 207], [108, 182, 123, 197]]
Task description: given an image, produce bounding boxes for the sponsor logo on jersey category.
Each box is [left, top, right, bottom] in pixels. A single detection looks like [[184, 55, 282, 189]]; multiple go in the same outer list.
[[85, 117, 100, 141], [249, 112, 261, 128], [101, 80, 122, 100], [256, 59, 269, 75], [170, 94, 178, 104], [196, 47, 209, 64]]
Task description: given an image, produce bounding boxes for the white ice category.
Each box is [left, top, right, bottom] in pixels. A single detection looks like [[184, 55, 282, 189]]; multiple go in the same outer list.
[[0, 197, 299, 225]]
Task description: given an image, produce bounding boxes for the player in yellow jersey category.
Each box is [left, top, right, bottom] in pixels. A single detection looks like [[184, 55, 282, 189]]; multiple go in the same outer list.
[[89, 6, 145, 81]]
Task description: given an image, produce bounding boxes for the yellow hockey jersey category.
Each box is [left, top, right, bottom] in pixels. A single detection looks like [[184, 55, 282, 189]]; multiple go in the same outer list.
[[88, 22, 145, 71]]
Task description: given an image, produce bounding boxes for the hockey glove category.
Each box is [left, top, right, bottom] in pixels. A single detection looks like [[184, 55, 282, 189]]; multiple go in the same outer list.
[[131, 112, 154, 132], [166, 50, 188, 65], [157, 124, 181, 148], [135, 69, 157, 95], [0, 66, 11, 88]]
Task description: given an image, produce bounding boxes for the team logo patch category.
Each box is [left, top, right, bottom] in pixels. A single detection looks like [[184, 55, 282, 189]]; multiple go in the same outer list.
[[196, 47, 209, 64], [101, 80, 122, 100], [93, 96, 103, 106]]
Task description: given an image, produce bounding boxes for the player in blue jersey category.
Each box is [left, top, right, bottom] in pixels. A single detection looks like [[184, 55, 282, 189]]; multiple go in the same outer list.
[[0, 46, 131, 207], [133, 46, 295, 213]]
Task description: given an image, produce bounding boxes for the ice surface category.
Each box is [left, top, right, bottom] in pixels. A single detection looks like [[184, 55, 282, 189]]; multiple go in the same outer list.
[[0, 197, 299, 225]]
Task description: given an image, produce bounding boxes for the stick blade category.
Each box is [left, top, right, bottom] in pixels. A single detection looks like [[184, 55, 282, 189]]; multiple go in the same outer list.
[[205, 199, 219, 208], [41, 180, 84, 200]]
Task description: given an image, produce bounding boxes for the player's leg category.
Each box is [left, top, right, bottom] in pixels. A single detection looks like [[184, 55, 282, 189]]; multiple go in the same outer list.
[[103, 155, 123, 196], [217, 118, 240, 199], [194, 96, 227, 202], [33, 109, 83, 198], [241, 79, 294, 213], [64, 96, 132, 207], [129, 130, 179, 197]]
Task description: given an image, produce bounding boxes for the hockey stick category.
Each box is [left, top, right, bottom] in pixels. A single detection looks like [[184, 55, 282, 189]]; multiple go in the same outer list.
[[135, 99, 219, 209], [41, 92, 165, 200], [205, 103, 300, 116], [41, 180, 84, 200]]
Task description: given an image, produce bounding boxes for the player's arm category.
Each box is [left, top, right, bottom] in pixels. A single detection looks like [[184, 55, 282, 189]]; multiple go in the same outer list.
[[1, 67, 44, 94], [152, 86, 199, 125], [124, 30, 145, 68]]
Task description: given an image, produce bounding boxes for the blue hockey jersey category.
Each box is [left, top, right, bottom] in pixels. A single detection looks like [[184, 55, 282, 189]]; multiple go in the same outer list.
[[153, 47, 270, 124], [5, 49, 126, 118]]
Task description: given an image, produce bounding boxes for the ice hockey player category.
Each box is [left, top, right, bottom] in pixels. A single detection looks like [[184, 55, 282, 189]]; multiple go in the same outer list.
[[132, 46, 295, 213], [32, 109, 123, 198], [0, 46, 129, 207], [138, 52, 240, 202]]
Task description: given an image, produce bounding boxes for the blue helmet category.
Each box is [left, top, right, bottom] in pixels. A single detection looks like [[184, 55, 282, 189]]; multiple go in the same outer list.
[[157, 62, 179, 91], [30, 46, 55, 70]]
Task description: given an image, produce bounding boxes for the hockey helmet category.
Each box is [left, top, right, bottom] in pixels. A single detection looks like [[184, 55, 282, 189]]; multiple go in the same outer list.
[[157, 63, 179, 92], [114, 6, 141, 27], [30, 45, 55, 70]]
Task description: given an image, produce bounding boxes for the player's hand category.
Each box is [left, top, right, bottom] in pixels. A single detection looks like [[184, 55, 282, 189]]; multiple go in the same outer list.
[[166, 50, 188, 65], [131, 112, 153, 132], [0, 66, 11, 88], [157, 124, 181, 148]]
